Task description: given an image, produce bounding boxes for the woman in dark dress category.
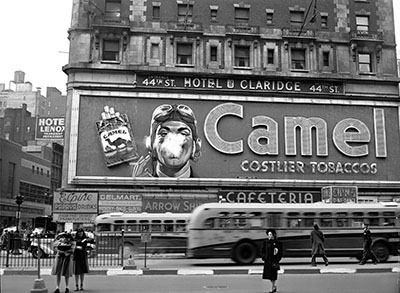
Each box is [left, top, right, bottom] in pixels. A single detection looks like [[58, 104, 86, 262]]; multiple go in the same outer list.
[[261, 228, 283, 293], [73, 229, 90, 291]]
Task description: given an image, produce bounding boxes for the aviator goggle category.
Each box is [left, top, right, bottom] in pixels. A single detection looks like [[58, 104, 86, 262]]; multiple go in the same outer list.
[[152, 104, 197, 125]]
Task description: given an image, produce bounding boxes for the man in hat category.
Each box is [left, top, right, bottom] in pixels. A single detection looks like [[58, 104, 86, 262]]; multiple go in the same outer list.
[[132, 104, 201, 178]]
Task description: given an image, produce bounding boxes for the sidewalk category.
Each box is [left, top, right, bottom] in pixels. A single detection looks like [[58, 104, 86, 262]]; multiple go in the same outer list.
[[2, 261, 399, 276]]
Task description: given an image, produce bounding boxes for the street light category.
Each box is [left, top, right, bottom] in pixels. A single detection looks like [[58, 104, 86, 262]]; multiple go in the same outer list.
[[11, 194, 24, 255], [15, 194, 24, 233]]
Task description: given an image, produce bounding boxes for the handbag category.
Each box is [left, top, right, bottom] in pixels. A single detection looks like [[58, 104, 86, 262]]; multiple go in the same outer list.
[[272, 262, 280, 270]]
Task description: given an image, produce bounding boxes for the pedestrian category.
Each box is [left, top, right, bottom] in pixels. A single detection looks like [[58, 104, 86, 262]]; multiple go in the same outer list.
[[359, 223, 379, 265], [261, 228, 282, 293], [310, 223, 328, 266], [51, 232, 74, 293], [73, 228, 90, 291]]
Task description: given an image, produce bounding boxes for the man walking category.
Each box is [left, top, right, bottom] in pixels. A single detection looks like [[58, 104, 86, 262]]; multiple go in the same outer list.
[[359, 223, 379, 265], [310, 224, 328, 266]]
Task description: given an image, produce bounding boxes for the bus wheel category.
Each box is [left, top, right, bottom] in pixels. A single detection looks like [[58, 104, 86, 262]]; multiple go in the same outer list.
[[232, 241, 257, 265], [372, 242, 389, 263], [119, 243, 135, 260]]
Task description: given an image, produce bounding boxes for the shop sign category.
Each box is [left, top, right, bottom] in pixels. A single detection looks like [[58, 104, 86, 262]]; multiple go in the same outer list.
[[53, 213, 97, 223], [143, 198, 212, 213], [53, 192, 98, 213], [99, 192, 142, 213], [321, 186, 358, 203], [35, 117, 65, 140], [219, 190, 320, 203], [137, 74, 343, 94]]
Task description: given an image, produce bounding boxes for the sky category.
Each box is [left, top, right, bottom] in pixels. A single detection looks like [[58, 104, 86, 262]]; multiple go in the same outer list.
[[0, 1, 399, 96]]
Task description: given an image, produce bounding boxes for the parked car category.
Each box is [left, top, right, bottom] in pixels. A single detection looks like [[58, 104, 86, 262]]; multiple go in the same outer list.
[[28, 231, 96, 259]]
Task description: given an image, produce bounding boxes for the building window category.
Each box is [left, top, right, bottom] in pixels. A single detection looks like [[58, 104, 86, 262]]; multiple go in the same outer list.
[[178, 4, 193, 23], [323, 51, 330, 67], [102, 40, 120, 61], [290, 11, 304, 26], [235, 7, 249, 24], [321, 15, 328, 28], [177, 43, 193, 65], [32, 166, 35, 173], [267, 49, 274, 64], [151, 43, 160, 59], [234, 46, 250, 67], [266, 12, 273, 25], [356, 16, 369, 32], [210, 46, 218, 62], [358, 53, 371, 72], [105, 0, 121, 17], [210, 8, 218, 22], [7, 162, 16, 196], [291, 49, 306, 69], [152, 5, 160, 19]]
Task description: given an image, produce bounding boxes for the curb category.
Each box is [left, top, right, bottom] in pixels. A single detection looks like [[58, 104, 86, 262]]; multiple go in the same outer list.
[[2, 267, 399, 276]]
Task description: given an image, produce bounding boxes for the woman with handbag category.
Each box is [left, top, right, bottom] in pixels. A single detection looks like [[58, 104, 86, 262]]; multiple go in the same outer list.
[[261, 228, 283, 293]]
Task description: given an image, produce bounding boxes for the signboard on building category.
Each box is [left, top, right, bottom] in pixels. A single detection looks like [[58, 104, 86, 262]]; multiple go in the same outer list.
[[142, 197, 213, 213], [35, 117, 65, 140], [53, 213, 97, 224], [321, 186, 358, 203], [219, 190, 321, 203], [53, 191, 98, 213], [99, 192, 142, 213], [68, 90, 400, 186]]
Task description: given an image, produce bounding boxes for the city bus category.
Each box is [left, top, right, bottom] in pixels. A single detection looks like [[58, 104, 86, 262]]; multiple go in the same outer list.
[[187, 202, 400, 264], [95, 212, 190, 257]]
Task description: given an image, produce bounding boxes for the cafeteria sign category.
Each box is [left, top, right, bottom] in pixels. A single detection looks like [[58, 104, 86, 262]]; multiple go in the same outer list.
[[36, 117, 65, 140]]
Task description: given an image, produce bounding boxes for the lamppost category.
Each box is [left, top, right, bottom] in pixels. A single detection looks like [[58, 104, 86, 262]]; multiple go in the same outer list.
[[15, 194, 24, 232], [11, 194, 24, 255]]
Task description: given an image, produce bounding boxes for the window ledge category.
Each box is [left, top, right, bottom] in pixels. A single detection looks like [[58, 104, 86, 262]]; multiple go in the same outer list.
[[233, 66, 253, 70], [290, 69, 310, 73], [101, 60, 121, 64], [175, 64, 195, 67], [359, 72, 376, 76]]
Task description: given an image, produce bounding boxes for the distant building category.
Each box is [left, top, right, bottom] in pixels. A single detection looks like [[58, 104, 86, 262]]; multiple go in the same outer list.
[[0, 138, 53, 229], [0, 104, 35, 145]]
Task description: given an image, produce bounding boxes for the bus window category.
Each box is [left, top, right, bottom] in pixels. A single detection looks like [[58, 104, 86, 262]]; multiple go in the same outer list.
[[176, 220, 187, 232], [336, 213, 349, 227], [151, 220, 162, 232], [114, 224, 124, 231], [139, 220, 149, 232], [126, 220, 137, 232], [383, 212, 396, 226], [320, 212, 332, 227], [164, 220, 174, 232], [233, 218, 247, 228], [367, 212, 379, 226], [219, 218, 231, 228], [266, 212, 281, 228], [97, 224, 111, 232], [287, 212, 300, 228], [203, 218, 214, 229], [352, 212, 364, 227], [303, 212, 315, 227]]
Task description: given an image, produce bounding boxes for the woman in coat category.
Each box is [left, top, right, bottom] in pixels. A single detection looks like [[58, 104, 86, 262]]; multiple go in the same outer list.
[[51, 232, 74, 293], [310, 224, 328, 266], [261, 228, 283, 293], [73, 228, 90, 291]]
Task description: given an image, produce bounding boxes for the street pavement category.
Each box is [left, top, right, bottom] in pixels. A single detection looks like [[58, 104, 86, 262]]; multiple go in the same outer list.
[[1, 255, 399, 276]]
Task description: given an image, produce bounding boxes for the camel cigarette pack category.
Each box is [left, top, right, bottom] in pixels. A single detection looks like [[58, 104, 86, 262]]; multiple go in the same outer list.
[[96, 113, 139, 167]]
